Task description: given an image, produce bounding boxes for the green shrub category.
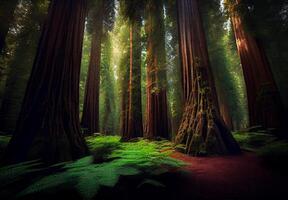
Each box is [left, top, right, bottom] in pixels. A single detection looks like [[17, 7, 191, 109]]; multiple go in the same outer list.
[[233, 132, 276, 150]]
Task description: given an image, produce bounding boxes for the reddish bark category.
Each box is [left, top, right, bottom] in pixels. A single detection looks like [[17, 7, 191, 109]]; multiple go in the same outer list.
[[120, 48, 130, 137], [81, 2, 104, 134], [218, 87, 234, 130], [230, 0, 283, 130], [122, 20, 143, 140], [175, 0, 240, 155], [144, 0, 169, 139], [2, 0, 89, 165], [120, 74, 130, 138]]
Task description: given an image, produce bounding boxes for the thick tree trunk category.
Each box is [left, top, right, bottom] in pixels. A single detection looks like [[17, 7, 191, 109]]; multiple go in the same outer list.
[[0, 0, 18, 54], [120, 69, 129, 137], [81, 2, 104, 135], [119, 38, 130, 137], [175, 0, 240, 155], [218, 87, 234, 130], [2, 0, 89, 165], [122, 19, 143, 140], [230, 0, 283, 130], [144, 0, 169, 139]]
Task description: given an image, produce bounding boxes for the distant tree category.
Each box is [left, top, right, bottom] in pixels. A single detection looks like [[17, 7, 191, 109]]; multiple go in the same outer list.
[[2, 0, 89, 165], [144, 0, 170, 139], [119, 0, 144, 140], [81, 0, 104, 135], [100, 35, 117, 135], [164, 0, 184, 138], [175, 0, 240, 155], [81, 0, 115, 135]]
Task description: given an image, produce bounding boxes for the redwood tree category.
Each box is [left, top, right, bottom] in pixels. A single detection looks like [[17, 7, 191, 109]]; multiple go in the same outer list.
[[175, 0, 240, 155], [81, 0, 104, 134], [120, 0, 144, 140], [2, 0, 89, 165], [127, 19, 143, 139], [229, 0, 283, 130], [144, 0, 169, 139], [119, 47, 130, 138]]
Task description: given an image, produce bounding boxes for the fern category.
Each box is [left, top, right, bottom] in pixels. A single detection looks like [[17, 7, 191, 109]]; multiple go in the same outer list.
[[3, 136, 185, 200]]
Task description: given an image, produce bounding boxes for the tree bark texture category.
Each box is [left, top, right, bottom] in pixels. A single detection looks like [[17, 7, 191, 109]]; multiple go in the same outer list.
[[230, 0, 283, 130], [122, 18, 143, 140], [218, 86, 234, 130], [81, 1, 104, 135], [120, 65, 130, 138], [144, 0, 169, 139], [2, 0, 89, 165], [175, 0, 240, 155]]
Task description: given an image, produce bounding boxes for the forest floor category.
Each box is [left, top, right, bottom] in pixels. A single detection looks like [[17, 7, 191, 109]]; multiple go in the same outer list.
[[0, 133, 288, 200], [169, 152, 287, 200]]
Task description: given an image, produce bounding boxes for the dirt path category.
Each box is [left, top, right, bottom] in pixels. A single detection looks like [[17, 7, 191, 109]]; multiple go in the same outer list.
[[169, 152, 286, 200]]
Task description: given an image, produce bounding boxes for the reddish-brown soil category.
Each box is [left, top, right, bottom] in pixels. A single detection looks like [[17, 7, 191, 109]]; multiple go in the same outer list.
[[169, 152, 287, 200]]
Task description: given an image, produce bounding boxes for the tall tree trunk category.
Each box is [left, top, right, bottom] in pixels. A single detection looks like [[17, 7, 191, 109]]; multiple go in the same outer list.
[[101, 36, 116, 135], [122, 17, 143, 140], [81, 1, 104, 135], [230, 0, 283, 131], [0, 0, 18, 54], [218, 86, 234, 130], [2, 0, 89, 165], [119, 23, 130, 139], [175, 0, 240, 155], [144, 0, 169, 139], [0, 0, 48, 133], [120, 69, 129, 137]]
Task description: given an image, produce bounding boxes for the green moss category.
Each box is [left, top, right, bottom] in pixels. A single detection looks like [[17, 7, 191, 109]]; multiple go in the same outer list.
[[0, 135, 11, 149], [0, 135, 11, 157], [86, 135, 121, 151], [233, 131, 276, 151]]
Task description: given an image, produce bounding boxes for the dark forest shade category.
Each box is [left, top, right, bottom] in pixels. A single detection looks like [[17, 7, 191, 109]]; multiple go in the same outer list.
[[2, 0, 89, 165], [81, 0, 104, 135], [144, 0, 169, 139], [175, 0, 240, 155], [0, 0, 18, 54], [0, 0, 48, 133], [230, 0, 284, 131]]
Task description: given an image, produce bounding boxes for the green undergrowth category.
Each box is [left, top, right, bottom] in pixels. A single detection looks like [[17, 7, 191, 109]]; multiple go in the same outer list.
[[0, 136, 185, 199], [233, 131, 288, 171], [0, 135, 11, 149], [0, 135, 11, 157], [233, 131, 277, 151]]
